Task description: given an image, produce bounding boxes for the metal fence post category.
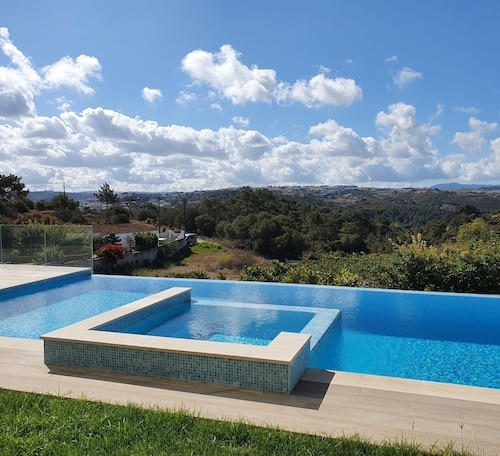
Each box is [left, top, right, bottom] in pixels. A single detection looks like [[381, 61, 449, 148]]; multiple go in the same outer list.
[[44, 226, 47, 264]]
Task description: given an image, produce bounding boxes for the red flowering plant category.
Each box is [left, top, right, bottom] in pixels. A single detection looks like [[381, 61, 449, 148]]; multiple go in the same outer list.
[[95, 243, 125, 265]]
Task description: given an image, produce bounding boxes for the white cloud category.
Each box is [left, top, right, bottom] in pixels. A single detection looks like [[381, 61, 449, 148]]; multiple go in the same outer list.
[[385, 55, 398, 63], [452, 131, 484, 153], [0, 27, 41, 118], [491, 137, 500, 156], [175, 91, 196, 105], [375, 102, 442, 180], [0, 27, 101, 120], [433, 103, 445, 118], [0, 28, 40, 87], [469, 117, 498, 134], [181, 44, 277, 105], [376, 103, 440, 158], [455, 106, 481, 115], [21, 116, 70, 139], [443, 137, 500, 182], [280, 73, 362, 108], [53, 96, 72, 111], [181, 44, 362, 108], [394, 67, 422, 88], [42, 55, 101, 94], [142, 87, 163, 103], [308, 119, 372, 157], [452, 117, 498, 153], [232, 116, 249, 127]]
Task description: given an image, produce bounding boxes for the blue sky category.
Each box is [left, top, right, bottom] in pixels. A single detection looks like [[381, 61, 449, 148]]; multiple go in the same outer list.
[[1, 0, 499, 192]]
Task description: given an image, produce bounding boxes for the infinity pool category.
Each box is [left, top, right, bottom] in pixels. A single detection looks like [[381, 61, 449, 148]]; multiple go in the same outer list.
[[1, 274, 499, 388]]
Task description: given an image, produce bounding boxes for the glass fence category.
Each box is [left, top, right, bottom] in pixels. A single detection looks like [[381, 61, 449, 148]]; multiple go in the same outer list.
[[0, 224, 93, 268]]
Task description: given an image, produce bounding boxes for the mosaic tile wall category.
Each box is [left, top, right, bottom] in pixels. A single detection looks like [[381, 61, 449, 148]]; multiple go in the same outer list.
[[44, 338, 310, 393], [289, 338, 310, 389], [309, 312, 342, 366], [95, 288, 191, 334]]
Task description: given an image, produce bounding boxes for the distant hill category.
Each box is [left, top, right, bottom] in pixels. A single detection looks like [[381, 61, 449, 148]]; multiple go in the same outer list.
[[430, 182, 500, 191], [28, 185, 500, 216], [28, 191, 96, 203]]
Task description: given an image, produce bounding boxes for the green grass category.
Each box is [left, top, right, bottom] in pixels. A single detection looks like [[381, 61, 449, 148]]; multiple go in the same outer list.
[[191, 241, 222, 252], [0, 389, 471, 456]]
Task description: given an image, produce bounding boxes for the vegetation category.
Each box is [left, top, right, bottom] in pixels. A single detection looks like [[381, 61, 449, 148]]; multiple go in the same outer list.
[[95, 243, 125, 264], [0, 174, 32, 221], [133, 231, 158, 251], [94, 181, 120, 211], [1, 176, 499, 292], [240, 232, 500, 293], [0, 174, 28, 200], [0, 389, 472, 456]]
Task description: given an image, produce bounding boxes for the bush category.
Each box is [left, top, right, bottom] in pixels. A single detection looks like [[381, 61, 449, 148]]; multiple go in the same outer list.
[[135, 206, 158, 221], [95, 243, 124, 264], [134, 231, 158, 251], [194, 214, 217, 236], [111, 207, 130, 223], [171, 269, 208, 279], [157, 242, 178, 260], [446, 245, 500, 293], [390, 234, 450, 291]]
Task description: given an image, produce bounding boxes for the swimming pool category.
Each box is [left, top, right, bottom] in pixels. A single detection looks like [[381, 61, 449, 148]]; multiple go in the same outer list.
[[99, 300, 317, 345], [1, 274, 499, 389]]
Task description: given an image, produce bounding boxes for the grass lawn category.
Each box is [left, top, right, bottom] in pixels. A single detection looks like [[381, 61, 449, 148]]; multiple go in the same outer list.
[[0, 389, 471, 455]]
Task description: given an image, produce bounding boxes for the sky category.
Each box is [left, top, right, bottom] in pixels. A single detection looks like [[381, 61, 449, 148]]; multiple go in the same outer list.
[[1, 0, 500, 193]]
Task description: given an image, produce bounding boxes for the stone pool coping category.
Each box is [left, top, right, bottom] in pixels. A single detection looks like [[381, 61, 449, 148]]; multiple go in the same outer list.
[[41, 287, 317, 393], [0, 264, 91, 294]]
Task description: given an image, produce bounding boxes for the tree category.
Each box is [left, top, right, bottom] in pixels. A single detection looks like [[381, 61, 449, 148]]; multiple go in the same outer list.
[[0, 174, 28, 200], [49, 193, 79, 211], [195, 214, 217, 237], [94, 182, 119, 211]]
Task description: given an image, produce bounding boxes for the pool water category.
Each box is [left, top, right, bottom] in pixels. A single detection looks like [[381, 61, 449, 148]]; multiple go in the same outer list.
[[138, 301, 315, 345], [1, 275, 499, 389], [317, 329, 499, 387], [0, 289, 150, 339]]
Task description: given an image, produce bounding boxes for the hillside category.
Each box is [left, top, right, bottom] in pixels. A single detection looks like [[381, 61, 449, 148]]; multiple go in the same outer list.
[[30, 185, 500, 213]]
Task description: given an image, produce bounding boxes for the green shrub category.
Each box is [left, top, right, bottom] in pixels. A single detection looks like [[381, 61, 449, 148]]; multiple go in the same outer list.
[[134, 231, 158, 251]]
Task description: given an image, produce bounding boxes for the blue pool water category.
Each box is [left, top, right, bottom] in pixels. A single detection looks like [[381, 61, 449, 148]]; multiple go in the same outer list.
[[1, 274, 499, 389], [137, 301, 315, 345]]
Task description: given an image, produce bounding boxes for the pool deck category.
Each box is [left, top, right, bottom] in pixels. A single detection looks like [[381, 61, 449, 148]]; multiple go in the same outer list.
[[1, 265, 500, 455]]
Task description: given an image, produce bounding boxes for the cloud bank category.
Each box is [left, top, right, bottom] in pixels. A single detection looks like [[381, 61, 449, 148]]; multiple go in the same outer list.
[[1, 28, 499, 192]]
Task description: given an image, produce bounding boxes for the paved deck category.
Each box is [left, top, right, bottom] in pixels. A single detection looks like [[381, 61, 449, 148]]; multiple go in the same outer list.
[[0, 263, 91, 289], [1, 265, 499, 455]]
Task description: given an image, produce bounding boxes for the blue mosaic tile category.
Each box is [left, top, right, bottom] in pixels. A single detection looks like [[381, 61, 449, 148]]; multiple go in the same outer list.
[[44, 337, 307, 393]]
